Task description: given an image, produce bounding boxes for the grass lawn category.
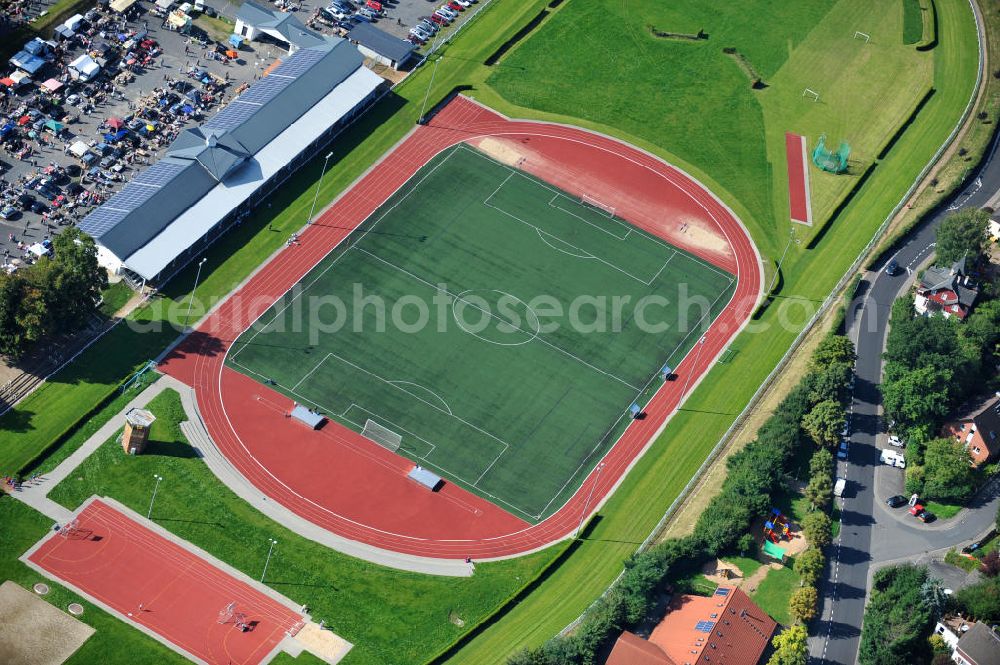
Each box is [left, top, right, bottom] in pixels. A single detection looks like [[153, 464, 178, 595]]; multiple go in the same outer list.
[[751, 564, 801, 625], [98, 281, 134, 318], [903, 0, 927, 44], [925, 499, 964, 520], [673, 571, 719, 597], [228, 144, 733, 521], [0, 496, 188, 665], [47, 388, 562, 665], [944, 549, 981, 573], [721, 555, 764, 580]]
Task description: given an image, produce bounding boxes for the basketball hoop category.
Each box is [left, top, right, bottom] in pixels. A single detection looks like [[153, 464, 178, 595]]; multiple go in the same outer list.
[[58, 519, 80, 538], [218, 602, 236, 624]]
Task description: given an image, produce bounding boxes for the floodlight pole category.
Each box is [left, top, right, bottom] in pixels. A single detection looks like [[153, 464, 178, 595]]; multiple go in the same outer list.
[[768, 229, 796, 294], [185, 257, 206, 329], [307, 152, 334, 224], [418, 31, 444, 124], [575, 462, 605, 539], [261, 538, 277, 583], [147, 474, 163, 519]]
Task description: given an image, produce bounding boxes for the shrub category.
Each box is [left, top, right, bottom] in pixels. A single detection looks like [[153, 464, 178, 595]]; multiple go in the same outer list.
[[788, 586, 818, 623]]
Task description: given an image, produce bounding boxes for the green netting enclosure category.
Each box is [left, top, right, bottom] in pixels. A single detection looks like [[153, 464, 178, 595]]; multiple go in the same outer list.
[[812, 134, 850, 173]]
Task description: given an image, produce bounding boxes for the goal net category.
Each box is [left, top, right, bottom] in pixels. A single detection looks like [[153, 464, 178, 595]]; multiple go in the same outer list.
[[58, 519, 80, 538], [580, 194, 616, 218], [362, 419, 403, 452], [812, 134, 850, 174]]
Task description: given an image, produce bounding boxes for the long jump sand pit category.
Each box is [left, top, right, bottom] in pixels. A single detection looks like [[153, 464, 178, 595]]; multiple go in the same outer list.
[[0, 580, 94, 665]]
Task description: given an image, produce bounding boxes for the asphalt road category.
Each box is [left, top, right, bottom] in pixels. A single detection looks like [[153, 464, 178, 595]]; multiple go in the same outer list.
[[808, 128, 1000, 664]]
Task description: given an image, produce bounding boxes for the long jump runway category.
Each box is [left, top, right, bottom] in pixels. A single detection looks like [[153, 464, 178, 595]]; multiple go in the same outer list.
[[161, 95, 763, 560]]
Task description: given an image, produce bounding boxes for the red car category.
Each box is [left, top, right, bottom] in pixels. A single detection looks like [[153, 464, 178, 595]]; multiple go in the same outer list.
[[426, 13, 446, 25], [908, 504, 924, 516], [447, 1, 464, 10], [366, 0, 381, 11], [51, 194, 67, 208]]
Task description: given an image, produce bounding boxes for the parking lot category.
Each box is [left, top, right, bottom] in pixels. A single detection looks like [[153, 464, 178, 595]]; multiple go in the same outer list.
[[0, 2, 278, 266]]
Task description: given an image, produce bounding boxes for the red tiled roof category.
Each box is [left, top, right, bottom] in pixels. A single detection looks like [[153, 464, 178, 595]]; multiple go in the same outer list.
[[607, 631, 675, 665], [608, 588, 776, 665]]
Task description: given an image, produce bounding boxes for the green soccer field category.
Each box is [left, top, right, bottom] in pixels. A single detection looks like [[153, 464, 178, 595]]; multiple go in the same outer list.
[[227, 144, 735, 521]]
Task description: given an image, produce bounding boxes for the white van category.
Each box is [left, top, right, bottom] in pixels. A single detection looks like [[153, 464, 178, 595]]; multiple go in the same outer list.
[[834, 477, 847, 497]]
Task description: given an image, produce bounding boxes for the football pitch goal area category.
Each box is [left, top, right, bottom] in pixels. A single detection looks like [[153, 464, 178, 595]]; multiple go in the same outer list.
[[227, 144, 736, 522]]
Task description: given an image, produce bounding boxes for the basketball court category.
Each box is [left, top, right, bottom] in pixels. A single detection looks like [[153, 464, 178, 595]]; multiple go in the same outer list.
[[22, 498, 319, 665]]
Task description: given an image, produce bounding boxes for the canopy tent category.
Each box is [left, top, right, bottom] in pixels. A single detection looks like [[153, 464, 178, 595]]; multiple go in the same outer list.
[[44, 119, 64, 133], [110, 0, 137, 11], [69, 141, 90, 157], [0, 78, 14, 87], [106, 116, 124, 129], [228, 34, 243, 48], [41, 78, 63, 92]]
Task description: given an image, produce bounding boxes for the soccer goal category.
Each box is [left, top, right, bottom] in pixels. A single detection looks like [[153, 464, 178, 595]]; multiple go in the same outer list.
[[362, 419, 403, 453], [580, 194, 616, 219], [802, 88, 820, 102], [853, 31, 871, 43]]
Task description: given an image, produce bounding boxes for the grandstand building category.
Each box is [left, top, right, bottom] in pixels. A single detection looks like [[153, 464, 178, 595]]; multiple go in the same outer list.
[[79, 38, 383, 286]]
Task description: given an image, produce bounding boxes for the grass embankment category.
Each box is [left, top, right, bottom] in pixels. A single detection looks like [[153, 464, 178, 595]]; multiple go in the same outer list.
[[48, 388, 560, 665], [445, 1, 978, 661]]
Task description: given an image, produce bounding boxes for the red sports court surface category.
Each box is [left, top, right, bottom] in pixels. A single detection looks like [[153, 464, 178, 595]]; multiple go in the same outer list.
[[26, 499, 304, 665], [161, 96, 762, 560], [785, 132, 813, 224]]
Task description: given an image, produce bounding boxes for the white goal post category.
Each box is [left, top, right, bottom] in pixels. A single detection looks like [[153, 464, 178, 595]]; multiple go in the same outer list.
[[580, 194, 616, 218], [801, 88, 820, 102], [362, 419, 403, 452], [853, 31, 870, 43]]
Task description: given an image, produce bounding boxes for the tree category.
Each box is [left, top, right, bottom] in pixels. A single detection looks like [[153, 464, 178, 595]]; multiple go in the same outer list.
[[768, 624, 808, 665], [935, 208, 989, 264], [981, 551, 1000, 578], [809, 448, 833, 478], [859, 565, 934, 665], [737, 533, 756, 556], [788, 586, 818, 623], [40, 228, 107, 333], [802, 511, 832, 549], [810, 335, 856, 373], [794, 548, 825, 586], [922, 438, 976, 503], [881, 364, 953, 432], [807, 362, 853, 405], [802, 400, 844, 447], [804, 472, 833, 511], [954, 577, 1000, 622]]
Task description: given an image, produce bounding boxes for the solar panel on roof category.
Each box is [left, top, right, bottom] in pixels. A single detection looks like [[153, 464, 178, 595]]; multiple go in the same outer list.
[[205, 101, 259, 131], [238, 74, 294, 105], [270, 48, 324, 78], [133, 160, 186, 186], [106, 184, 158, 211], [714, 588, 731, 596], [695, 621, 716, 633], [79, 207, 128, 237]]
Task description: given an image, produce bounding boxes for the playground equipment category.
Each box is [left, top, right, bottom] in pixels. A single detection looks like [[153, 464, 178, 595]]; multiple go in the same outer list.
[[812, 134, 850, 173], [763, 508, 792, 544]]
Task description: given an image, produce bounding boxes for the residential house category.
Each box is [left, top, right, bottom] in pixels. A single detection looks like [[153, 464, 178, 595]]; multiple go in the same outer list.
[[942, 392, 1000, 466], [606, 587, 776, 665], [914, 257, 979, 320], [954, 622, 1000, 665]]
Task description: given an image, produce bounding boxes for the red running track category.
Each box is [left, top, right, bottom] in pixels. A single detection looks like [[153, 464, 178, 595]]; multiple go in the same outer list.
[[27, 499, 303, 665], [161, 96, 762, 560], [785, 132, 813, 225]]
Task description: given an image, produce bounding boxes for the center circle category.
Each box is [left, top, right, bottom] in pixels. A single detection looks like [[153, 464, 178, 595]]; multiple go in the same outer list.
[[451, 289, 542, 346]]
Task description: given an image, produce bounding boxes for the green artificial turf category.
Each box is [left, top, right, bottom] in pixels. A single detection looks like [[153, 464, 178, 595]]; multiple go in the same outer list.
[[751, 564, 801, 625], [47, 388, 562, 665], [228, 144, 733, 521]]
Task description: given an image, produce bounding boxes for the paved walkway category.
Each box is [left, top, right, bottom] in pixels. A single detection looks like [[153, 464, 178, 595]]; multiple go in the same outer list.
[[11, 373, 471, 577]]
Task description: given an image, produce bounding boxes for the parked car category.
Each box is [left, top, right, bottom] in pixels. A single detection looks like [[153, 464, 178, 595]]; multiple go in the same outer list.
[[0, 205, 20, 220], [357, 7, 378, 19], [30, 200, 49, 214], [834, 477, 847, 497], [909, 503, 924, 517], [438, 5, 458, 18], [426, 13, 446, 25], [837, 440, 849, 460], [410, 25, 432, 40], [917, 510, 936, 523], [418, 18, 439, 32], [886, 495, 907, 508], [888, 434, 905, 448], [446, 1, 464, 11], [407, 32, 427, 44], [885, 258, 900, 276], [433, 9, 453, 22]]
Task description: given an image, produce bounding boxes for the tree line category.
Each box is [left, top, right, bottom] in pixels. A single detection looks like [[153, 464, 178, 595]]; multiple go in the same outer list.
[[0, 229, 108, 360]]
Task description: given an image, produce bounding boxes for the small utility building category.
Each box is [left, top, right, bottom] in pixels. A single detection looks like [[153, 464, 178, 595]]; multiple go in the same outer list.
[[234, 0, 326, 53], [346, 23, 415, 70]]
